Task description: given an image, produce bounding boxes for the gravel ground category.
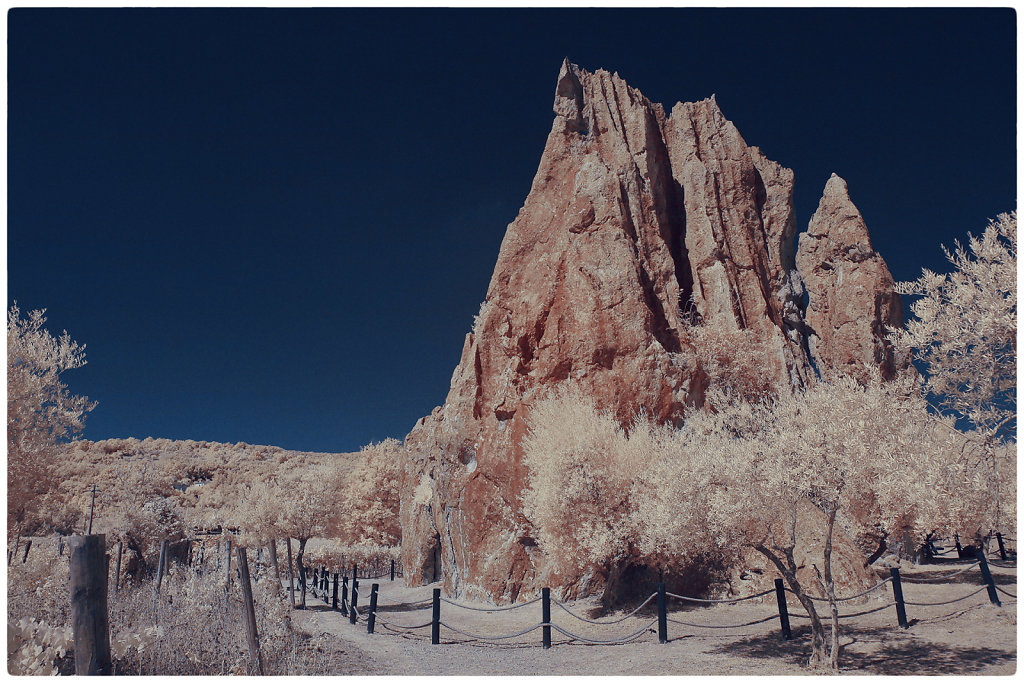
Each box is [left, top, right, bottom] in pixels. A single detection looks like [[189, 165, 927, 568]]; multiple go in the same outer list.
[[291, 562, 1017, 675]]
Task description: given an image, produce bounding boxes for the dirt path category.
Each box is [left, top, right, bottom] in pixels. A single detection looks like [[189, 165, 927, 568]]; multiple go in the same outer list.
[[291, 563, 1016, 675]]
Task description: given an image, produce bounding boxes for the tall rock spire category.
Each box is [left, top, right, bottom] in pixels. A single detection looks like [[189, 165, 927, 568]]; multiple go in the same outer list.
[[795, 174, 904, 379], [399, 62, 900, 602]]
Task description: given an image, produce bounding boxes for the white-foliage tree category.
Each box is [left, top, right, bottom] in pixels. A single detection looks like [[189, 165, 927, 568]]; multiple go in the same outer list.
[[274, 469, 335, 608], [891, 213, 1016, 530], [700, 374, 979, 669], [7, 304, 95, 537], [524, 372, 990, 670], [329, 438, 402, 547], [522, 386, 646, 590], [893, 212, 1016, 439]]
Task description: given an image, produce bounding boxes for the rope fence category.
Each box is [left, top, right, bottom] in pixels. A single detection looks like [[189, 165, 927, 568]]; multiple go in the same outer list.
[[665, 588, 773, 604], [288, 535, 1014, 649], [552, 593, 657, 624], [784, 578, 891, 602]]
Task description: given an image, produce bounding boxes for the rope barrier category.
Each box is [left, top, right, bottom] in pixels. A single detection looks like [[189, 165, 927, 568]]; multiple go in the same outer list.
[[372, 615, 433, 630], [440, 596, 542, 612], [901, 562, 980, 582], [785, 578, 891, 602], [373, 599, 433, 610], [438, 621, 545, 641], [836, 602, 896, 619], [665, 588, 773, 604], [903, 585, 989, 606], [995, 586, 1017, 599], [548, 620, 657, 645], [666, 613, 778, 629], [988, 560, 1017, 569], [551, 593, 657, 625]]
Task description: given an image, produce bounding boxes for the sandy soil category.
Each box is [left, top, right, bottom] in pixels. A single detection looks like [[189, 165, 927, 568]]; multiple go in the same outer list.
[[291, 562, 1017, 675]]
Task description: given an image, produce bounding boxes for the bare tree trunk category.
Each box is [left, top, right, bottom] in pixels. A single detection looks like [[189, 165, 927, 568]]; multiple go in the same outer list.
[[813, 505, 841, 671], [755, 543, 828, 668], [268, 540, 281, 589], [285, 539, 296, 607]]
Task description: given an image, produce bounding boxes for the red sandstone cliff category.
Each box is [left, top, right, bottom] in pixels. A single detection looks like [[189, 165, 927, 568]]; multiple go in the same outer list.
[[400, 60, 901, 601]]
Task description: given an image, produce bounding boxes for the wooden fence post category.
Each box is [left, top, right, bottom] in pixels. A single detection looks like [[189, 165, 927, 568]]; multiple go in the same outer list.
[[156, 540, 168, 594], [349, 579, 359, 624], [323, 569, 330, 605], [285, 539, 295, 607], [236, 547, 265, 675], [890, 568, 908, 628], [996, 533, 1008, 561], [774, 579, 792, 641], [113, 540, 123, 593], [542, 587, 551, 649], [69, 535, 112, 675], [657, 582, 668, 644], [225, 539, 233, 590], [22, 539, 32, 563], [977, 553, 1001, 606], [342, 576, 349, 612], [332, 573, 339, 610], [431, 588, 440, 645], [367, 584, 379, 634], [390, 559, 395, 582], [954, 534, 964, 559]]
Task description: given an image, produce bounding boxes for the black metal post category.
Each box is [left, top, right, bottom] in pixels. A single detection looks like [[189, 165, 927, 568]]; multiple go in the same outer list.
[[997, 533, 1008, 561], [542, 587, 551, 649], [890, 568, 908, 628], [332, 573, 339, 610], [352, 563, 357, 583], [390, 559, 395, 582], [367, 584, 379, 634], [342, 575, 349, 612], [657, 582, 668, 643], [349, 579, 359, 624], [774, 579, 792, 641], [323, 568, 329, 604], [431, 588, 441, 645], [955, 534, 964, 559], [977, 553, 1001, 606]]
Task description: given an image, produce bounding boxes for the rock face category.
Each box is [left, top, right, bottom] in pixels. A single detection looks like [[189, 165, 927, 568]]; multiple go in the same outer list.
[[796, 174, 904, 379], [400, 60, 901, 601]]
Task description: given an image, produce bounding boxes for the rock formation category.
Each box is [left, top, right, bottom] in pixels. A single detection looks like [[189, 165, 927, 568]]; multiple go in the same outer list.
[[796, 174, 904, 379], [400, 59, 901, 602]]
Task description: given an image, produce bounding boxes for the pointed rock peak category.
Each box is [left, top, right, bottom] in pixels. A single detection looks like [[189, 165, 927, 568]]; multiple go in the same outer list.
[[554, 58, 583, 102], [822, 173, 851, 200], [806, 173, 874, 250], [553, 58, 586, 132]]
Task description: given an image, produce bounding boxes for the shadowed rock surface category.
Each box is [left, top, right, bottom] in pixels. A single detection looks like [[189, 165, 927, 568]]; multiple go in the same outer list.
[[400, 60, 902, 602]]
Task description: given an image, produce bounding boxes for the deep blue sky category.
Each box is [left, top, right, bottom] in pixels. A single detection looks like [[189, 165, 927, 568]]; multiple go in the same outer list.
[[8, 9, 1016, 453]]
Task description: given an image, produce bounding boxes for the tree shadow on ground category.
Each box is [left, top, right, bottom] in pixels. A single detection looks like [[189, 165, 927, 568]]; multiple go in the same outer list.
[[708, 624, 1016, 674]]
